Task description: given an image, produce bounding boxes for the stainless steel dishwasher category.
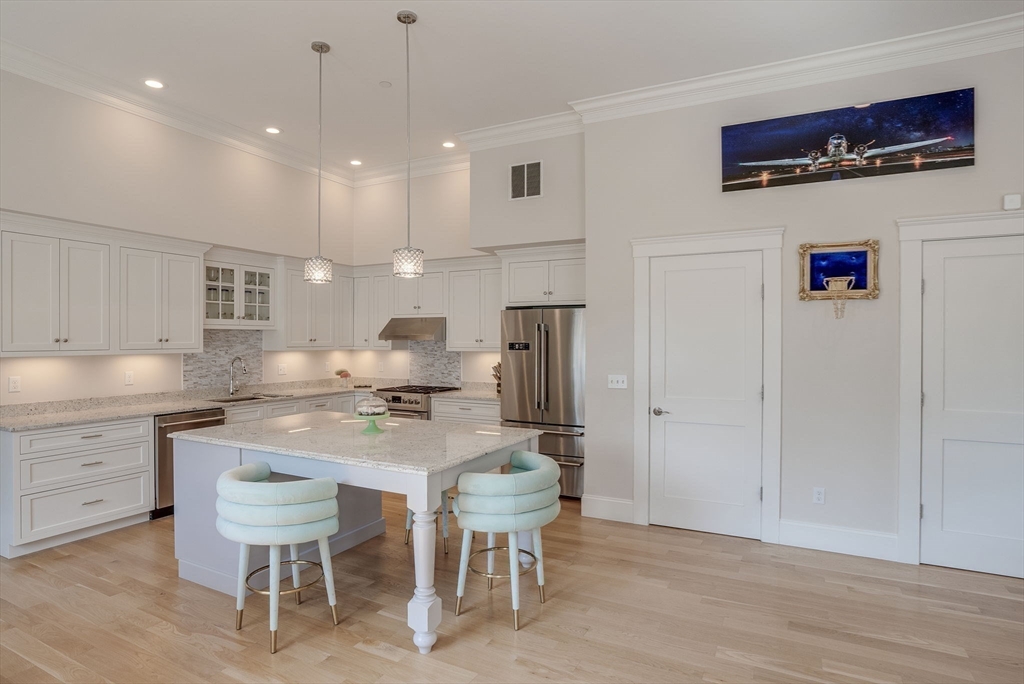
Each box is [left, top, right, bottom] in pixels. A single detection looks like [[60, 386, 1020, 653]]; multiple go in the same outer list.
[[153, 408, 226, 518]]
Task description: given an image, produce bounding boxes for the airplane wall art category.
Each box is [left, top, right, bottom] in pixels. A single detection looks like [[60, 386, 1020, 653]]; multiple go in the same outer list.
[[721, 88, 974, 192]]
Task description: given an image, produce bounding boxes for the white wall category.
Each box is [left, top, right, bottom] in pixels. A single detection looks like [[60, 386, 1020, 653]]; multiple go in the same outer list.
[[470, 133, 585, 250], [0, 72, 354, 263], [583, 49, 1024, 534], [0, 355, 182, 404], [352, 171, 480, 265], [462, 352, 501, 383]]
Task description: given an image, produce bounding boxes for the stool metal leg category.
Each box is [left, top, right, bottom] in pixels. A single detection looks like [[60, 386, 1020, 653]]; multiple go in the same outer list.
[[532, 528, 546, 603], [508, 531, 521, 630], [318, 537, 340, 626], [455, 528, 472, 616], [268, 545, 281, 653], [441, 489, 450, 554], [486, 532, 496, 590], [288, 544, 302, 604], [235, 543, 249, 629], [404, 508, 413, 544]]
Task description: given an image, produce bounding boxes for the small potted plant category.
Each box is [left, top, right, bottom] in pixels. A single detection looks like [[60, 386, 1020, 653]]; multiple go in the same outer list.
[[335, 368, 352, 388]]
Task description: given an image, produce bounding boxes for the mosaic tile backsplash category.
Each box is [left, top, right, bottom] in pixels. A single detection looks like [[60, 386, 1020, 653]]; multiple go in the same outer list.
[[182, 329, 264, 390], [408, 341, 461, 386]]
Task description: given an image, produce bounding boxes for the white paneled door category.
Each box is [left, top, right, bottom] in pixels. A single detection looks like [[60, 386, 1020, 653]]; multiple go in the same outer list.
[[60, 239, 109, 351], [649, 251, 763, 538], [921, 236, 1024, 578], [1, 232, 59, 352], [162, 253, 201, 350]]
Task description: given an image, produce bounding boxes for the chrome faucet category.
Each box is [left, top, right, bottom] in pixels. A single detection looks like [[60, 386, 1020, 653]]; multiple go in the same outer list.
[[229, 356, 247, 396]]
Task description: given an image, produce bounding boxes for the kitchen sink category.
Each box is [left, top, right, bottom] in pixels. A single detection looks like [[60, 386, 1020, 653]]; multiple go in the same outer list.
[[208, 392, 293, 403]]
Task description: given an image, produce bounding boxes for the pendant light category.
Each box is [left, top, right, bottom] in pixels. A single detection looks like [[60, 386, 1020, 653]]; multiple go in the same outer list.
[[393, 10, 424, 278], [304, 41, 333, 284]]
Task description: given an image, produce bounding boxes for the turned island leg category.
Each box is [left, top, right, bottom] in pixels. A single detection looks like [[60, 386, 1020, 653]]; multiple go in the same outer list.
[[408, 510, 441, 653]]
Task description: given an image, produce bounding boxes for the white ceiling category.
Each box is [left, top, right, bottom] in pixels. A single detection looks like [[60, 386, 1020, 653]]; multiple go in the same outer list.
[[1, 0, 1020, 170]]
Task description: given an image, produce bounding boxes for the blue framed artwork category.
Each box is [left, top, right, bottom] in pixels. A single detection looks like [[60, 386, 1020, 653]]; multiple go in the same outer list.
[[722, 88, 974, 192], [799, 240, 879, 301]]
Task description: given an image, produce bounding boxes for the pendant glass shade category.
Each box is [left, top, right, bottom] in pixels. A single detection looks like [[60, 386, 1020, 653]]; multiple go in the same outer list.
[[304, 254, 333, 283], [393, 246, 424, 278]]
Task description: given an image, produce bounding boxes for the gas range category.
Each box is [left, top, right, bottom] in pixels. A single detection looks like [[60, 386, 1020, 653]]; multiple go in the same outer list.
[[373, 385, 459, 416]]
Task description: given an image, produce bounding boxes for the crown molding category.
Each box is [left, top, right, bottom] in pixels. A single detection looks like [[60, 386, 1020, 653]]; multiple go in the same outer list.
[[897, 209, 1023, 241], [353, 152, 470, 187], [457, 111, 583, 152], [570, 13, 1024, 124]]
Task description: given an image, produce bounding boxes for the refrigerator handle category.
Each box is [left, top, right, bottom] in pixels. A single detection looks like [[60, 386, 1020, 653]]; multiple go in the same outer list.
[[542, 323, 550, 410], [535, 322, 543, 410]]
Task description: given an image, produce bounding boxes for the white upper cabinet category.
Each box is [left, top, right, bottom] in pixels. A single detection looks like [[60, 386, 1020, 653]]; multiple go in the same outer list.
[[393, 272, 444, 316], [371, 274, 392, 349], [61, 239, 110, 351], [352, 276, 370, 348], [447, 268, 501, 352], [2, 232, 60, 352], [337, 276, 354, 348], [120, 248, 201, 352], [282, 269, 335, 348], [506, 255, 585, 306], [204, 262, 274, 329]]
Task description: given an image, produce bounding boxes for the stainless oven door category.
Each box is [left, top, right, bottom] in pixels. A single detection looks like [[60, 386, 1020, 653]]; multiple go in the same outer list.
[[389, 410, 427, 420]]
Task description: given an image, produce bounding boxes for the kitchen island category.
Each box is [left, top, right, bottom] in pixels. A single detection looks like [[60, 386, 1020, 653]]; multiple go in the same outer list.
[[171, 412, 540, 654]]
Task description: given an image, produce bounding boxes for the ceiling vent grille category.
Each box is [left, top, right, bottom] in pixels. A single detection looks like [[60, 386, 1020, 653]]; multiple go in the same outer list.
[[510, 161, 542, 200]]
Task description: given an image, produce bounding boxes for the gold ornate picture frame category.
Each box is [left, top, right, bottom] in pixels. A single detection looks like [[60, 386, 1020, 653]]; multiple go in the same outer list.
[[799, 239, 879, 301]]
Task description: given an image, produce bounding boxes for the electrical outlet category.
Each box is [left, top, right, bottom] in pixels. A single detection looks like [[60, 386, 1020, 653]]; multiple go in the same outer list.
[[377, 361, 384, 373], [324, 362, 330, 372], [124, 371, 134, 386], [8, 376, 21, 393], [1004, 193, 1022, 210], [278, 364, 287, 376], [812, 487, 826, 505], [607, 374, 628, 389]]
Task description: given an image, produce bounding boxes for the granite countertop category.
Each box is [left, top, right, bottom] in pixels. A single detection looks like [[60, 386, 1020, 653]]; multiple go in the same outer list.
[[172, 412, 541, 475], [433, 389, 501, 403], [0, 386, 381, 433]]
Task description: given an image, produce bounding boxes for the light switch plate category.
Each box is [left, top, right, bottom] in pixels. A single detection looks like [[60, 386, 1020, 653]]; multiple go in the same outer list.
[[324, 362, 331, 372], [378, 361, 384, 373], [8, 376, 21, 393], [124, 371, 134, 386], [278, 364, 287, 376], [607, 374, 628, 389], [1004, 193, 1022, 210]]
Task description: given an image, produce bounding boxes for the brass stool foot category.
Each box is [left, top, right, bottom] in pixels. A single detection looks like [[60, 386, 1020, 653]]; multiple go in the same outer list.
[[513, 609, 520, 631], [455, 596, 463, 616], [235, 609, 243, 630], [487, 577, 493, 590], [295, 590, 301, 605], [331, 604, 339, 626], [443, 537, 449, 554], [270, 630, 278, 654], [539, 585, 546, 603]]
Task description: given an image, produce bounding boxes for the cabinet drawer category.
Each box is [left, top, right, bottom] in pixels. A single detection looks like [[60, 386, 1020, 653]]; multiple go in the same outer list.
[[20, 442, 150, 492], [302, 397, 336, 413], [224, 405, 265, 424], [19, 419, 151, 456], [20, 471, 152, 543], [432, 400, 500, 424], [266, 402, 300, 419]]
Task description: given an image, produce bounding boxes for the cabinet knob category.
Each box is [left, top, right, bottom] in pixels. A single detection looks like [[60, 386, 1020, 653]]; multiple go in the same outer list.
[[62, 338, 68, 343], [165, 338, 169, 342], [54, 338, 60, 343]]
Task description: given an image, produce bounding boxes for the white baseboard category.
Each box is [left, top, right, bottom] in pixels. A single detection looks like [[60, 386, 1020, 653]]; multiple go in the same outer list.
[[1, 513, 151, 559], [581, 495, 634, 523], [778, 519, 898, 562]]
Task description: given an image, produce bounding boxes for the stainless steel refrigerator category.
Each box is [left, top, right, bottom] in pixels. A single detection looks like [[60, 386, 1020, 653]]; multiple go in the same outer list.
[[501, 307, 585, 498]]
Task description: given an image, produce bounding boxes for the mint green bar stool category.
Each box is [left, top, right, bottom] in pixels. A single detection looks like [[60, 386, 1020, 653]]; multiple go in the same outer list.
[[216, 462, 340, 654], [453, 451, 560, 630]]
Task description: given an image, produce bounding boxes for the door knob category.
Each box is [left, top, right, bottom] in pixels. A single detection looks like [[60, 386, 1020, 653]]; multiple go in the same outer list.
[[652, 407, 670, 416]]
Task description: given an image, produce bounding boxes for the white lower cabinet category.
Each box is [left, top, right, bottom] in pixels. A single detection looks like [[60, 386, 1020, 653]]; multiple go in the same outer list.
[[224, 393, 369, 425], [0, 418, 154, 558], [335, 395, 355, 414], [430, 399, 501, 425], [301, 397, 334, 413], [266, 401, 300, 419]]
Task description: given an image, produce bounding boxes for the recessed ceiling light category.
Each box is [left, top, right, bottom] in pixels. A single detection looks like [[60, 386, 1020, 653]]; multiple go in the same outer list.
[[350, 160, 362, 166], [442, 142, 455, 148], [144, 79, 164, 89], [265, 127, 281, 134], [379, 81, 392, 88]]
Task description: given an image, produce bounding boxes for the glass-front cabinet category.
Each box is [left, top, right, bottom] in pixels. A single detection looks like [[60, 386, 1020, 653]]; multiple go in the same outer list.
[[204, 261, 274, 328]]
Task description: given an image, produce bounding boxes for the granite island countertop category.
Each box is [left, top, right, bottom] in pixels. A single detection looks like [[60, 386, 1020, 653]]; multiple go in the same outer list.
[[0, 385, 382, 433], [171, 411, 541, 475]]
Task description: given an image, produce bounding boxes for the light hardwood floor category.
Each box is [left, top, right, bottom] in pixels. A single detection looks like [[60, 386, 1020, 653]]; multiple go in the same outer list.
[[1, 494, 1021, 683]]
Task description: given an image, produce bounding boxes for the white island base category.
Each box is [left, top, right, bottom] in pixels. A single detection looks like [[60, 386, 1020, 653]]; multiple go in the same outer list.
[[172, 412, 540, 653]]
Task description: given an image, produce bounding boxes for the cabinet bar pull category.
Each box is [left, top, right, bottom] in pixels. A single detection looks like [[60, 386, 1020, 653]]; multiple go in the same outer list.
[[80, 461, 104, 467], [81, 499, 105, 506], [459, 407, 472, 411], [80, 434, 104, 439]]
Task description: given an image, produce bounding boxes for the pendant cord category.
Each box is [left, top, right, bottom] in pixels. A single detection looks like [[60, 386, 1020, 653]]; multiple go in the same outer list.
[[405, 21, 412, 249], [317, 47, 323, 257]]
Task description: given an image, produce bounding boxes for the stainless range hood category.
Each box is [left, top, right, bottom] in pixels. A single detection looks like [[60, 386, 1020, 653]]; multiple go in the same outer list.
[[378, 317, 446, 341]]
